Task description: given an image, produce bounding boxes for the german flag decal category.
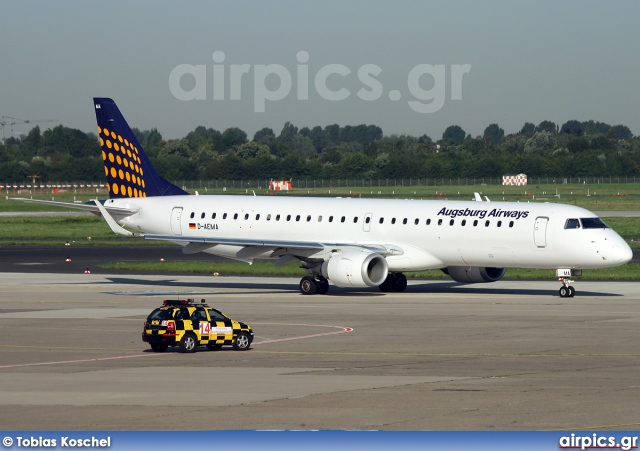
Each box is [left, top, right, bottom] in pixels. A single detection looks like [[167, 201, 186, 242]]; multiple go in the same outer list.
[[189, 223, 196, 229]]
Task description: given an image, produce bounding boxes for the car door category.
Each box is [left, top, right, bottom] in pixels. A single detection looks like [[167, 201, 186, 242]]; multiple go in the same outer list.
[[209, 309, 233, 343], [190, 307, 210, 343]]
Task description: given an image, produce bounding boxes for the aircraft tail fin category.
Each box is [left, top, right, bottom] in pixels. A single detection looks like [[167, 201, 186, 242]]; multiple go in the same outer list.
[[93, 98, 189, 198]]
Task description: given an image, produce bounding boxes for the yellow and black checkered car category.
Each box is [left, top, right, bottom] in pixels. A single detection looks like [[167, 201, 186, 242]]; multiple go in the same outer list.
[[142, 299, 253, 353]]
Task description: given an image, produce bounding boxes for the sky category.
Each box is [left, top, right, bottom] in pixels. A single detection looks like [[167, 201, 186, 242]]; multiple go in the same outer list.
[[1, 0, 639, 142]]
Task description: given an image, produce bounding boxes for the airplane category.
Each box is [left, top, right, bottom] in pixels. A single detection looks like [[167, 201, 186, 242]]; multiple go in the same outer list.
[[13, 98, 633, 297]]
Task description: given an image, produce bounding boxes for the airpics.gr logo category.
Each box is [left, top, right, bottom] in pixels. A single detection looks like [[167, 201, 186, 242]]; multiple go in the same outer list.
[[437, 207, 530, 220], [168, 51, 471, 113]]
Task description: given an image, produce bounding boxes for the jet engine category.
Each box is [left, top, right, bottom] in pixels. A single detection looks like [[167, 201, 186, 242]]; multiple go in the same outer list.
[[322, 252, 389, 288], [443, 266, 506, 283]]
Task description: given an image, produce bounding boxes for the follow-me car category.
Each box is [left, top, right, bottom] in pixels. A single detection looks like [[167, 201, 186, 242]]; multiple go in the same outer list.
[[142, 299, 253, 353]]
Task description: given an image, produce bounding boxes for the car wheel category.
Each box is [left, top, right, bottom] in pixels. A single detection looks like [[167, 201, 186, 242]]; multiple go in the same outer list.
[[151, 343, 168, 353], [233, 332, 251, 351], [206, 343, 223, 351], [179, 333, 197, 353]]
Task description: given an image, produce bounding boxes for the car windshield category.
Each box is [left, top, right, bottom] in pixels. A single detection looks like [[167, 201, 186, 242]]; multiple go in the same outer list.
[[147, 308, 174, 321], [580, 218, 610, 229]]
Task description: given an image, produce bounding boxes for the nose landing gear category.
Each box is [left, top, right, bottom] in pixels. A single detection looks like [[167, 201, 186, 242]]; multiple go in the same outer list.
[[556, 268, 581, 298], [558, 278, 576, 298]]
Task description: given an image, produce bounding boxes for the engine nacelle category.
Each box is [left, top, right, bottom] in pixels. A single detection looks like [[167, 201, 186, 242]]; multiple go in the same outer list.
[[444, 266, 506, 283], [322, 252, 389, 288]]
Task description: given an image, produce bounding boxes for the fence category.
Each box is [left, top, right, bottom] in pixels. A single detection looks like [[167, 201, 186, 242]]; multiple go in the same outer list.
[[172, 176, 639, 191], [2, 176, 639, 196]]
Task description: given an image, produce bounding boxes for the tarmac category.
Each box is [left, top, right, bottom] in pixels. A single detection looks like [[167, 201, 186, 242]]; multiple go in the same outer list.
[[0, 270, 639, 430]]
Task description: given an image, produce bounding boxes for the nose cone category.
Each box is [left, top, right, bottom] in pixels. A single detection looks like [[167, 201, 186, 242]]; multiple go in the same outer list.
[[613, 241, 633, 264]]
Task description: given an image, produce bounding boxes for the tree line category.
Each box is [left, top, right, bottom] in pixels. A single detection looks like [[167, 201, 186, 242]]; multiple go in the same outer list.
[[0, 119, 638, 183]]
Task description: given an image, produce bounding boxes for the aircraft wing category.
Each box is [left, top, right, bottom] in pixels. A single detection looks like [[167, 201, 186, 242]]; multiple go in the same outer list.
[[10, 198, 138, 216], [144, 234, 403, 258]]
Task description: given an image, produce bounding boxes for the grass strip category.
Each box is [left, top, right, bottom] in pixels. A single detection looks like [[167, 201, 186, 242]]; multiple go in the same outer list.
[[98, 260, 640, 281]]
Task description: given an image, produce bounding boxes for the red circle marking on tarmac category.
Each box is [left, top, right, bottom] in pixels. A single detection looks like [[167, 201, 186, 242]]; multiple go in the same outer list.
[[251, 323, 353, 345], [0, 323, 353, 369]]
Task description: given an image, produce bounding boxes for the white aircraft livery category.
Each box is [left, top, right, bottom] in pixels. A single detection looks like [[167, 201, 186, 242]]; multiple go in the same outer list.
[[14, 98, 633, 297]]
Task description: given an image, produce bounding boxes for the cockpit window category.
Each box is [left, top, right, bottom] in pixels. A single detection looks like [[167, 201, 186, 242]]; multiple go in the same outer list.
[[564, 218, 580, 229], [580, 218, 609, 229]]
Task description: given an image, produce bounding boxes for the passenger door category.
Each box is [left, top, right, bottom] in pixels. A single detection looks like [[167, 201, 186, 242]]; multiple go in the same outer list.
[[170, 207, 183, 235], [533, 216, 549, 248]]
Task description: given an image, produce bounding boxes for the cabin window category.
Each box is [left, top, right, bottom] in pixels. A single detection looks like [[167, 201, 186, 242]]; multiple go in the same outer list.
[[244, 213, 249, 220], [286, 214, 291, 221], [449, 219, 454, 226], [365, 217, 371, 224], [414, 218, 419, 225], [485, 220, 490, 227], [190, 212, 195, 219], [497, 220, 502, 227], [201, 212, 205, 219], [564, 218, 580, 229], [211, 213, 216, 219], [437, 219, 443, 225], [267, 214, 271, 221], [391, 218, 396, 224], [509, 221, 514, 228], [403, 218, 408, 225], [256, 214, 260, 220], [473, 220, 478, 226], [307, 215, 312, 222], [233, 213, 238, 220], [276, 214, 280, 221], [353, 217, 358, 223], [318, 216, 322, 222], [426, 219, 431, 225], [296, 215, 301, 222], [341, 216, 346, 223], [223, 213, 227, 219], [379, 217, 384, 224], [461, 220, 466, 226], [329, 216, 334, 222]]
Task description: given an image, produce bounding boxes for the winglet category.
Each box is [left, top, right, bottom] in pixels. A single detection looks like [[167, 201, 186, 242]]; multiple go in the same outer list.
[[93, 200, 141, 237]]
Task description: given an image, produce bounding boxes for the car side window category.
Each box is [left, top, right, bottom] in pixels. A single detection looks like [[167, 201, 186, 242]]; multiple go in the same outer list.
[[209, 310, 226, 321], [175, 308, 190, 320], [191, 309, 208, 322]]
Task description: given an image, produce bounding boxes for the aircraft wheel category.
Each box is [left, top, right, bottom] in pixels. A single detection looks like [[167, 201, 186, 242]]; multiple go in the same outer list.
[[300, 276, 318, 295], [379, 275, 392, 292], [559, 286, 569, 298], [316, 278, 329, 295], [568, 286, 576, 297], [393, 273, 408, 292]]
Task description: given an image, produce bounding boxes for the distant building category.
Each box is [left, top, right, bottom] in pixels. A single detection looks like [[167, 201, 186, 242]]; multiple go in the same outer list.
[[269, 180, 292, 191], [502, 174, 527, 186]]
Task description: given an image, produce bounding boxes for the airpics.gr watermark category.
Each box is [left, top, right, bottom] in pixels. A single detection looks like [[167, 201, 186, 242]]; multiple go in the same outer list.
[[169, 51, 471, 113]]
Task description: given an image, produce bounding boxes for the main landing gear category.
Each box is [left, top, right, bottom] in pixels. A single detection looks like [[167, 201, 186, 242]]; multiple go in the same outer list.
[[299, 275, 329, 295], [378, 272, 407, 292], [297, 272, 408, 295]]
